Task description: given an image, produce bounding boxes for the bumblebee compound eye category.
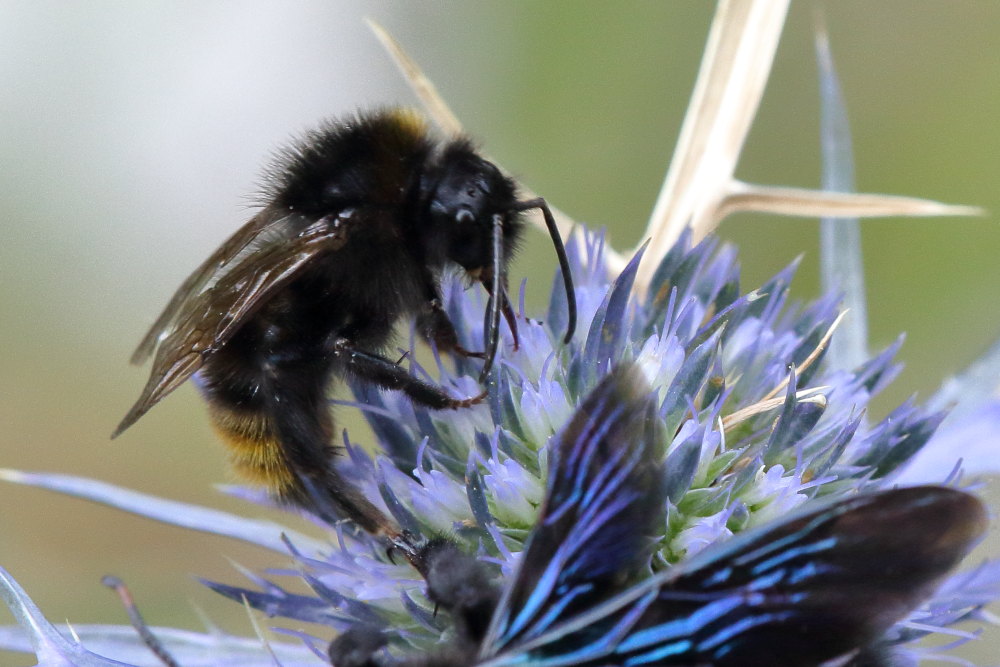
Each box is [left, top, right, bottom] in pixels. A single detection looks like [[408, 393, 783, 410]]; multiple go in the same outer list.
[[428, 144, 515, 252], [430, 160, 494, 223]]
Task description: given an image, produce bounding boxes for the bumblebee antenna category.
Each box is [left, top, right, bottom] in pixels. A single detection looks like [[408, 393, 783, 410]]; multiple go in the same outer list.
[[479, 214, 505, 383], [511, 198, 576, 344]]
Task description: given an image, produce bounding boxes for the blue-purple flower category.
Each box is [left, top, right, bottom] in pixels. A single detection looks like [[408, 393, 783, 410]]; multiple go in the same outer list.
[[2, 224, 998, 665], [3, 4, 1000, 666]]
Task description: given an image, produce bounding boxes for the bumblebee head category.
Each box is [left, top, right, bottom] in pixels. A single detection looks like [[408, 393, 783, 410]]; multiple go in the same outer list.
[[421, 140, 576, 381], [424, 141, 522, 278]]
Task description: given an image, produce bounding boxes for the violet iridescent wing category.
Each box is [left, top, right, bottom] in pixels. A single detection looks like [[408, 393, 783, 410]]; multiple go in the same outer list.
[[480, 364, 666, 657], [485, 485, 984, 666]]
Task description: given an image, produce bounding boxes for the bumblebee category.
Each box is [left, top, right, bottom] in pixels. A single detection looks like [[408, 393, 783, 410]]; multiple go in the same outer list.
[[113, 109, 576, 537]]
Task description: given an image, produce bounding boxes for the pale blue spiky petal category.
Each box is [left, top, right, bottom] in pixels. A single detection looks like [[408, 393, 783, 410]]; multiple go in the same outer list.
[[897, 306, 1000, 480], [0, 469, 324, 554], [0, 622, 324, 667], [897, 400, 1000, 483], [930, 337, 1000, 419], [0, 566, 134, 666], [816, 16, 869, 371]]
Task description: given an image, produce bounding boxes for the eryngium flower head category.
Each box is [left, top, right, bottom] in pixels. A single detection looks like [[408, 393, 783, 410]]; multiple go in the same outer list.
[[185, 228, 992, 664], [1, 227, 996, 667], [3, 9, 999, 666]]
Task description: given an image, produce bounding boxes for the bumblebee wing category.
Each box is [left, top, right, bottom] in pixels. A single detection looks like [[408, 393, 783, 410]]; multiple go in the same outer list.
[[113, 215, 350, 437], [130, 209, 293, 365], [491, 485, 985, 666], [479, 365, 666, 657]]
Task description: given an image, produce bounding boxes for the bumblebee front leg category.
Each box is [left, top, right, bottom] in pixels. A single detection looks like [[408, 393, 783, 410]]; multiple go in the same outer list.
[[331, 338, 486, 408]]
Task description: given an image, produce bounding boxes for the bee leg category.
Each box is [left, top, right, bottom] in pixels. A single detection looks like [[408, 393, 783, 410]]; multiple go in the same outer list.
[[259, 362, 401, 537], [414, 538, 499, 644], [331, 338, 487, 408], [328, 624, 388, 667], [417, 298, 486, 360]]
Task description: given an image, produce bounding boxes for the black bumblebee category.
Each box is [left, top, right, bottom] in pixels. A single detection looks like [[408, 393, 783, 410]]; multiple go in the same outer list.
[[331, 365, 987, 666], [113, 108, 576, 538]]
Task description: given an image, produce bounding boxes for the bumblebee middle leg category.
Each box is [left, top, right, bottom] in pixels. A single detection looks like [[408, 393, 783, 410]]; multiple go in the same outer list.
[[331, 337, 486, 408]]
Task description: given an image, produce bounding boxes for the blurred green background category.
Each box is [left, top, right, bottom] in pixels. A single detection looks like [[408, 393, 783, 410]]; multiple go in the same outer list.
[[2, 1, 999, 664]]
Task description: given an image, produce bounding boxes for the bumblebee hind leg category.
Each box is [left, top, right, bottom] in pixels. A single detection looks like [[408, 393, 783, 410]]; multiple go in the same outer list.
[[208, 355, 400, 538], [254, 358, 399, 537], [328, 625, 388, 667]]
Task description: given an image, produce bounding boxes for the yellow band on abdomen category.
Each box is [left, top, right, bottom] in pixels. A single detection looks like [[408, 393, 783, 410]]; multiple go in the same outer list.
[[208, 407, 296, 495]]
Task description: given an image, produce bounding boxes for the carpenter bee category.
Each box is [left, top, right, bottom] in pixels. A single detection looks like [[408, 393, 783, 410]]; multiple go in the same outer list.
[[113, 109, 576, 538], [330, 365, 987, 666]]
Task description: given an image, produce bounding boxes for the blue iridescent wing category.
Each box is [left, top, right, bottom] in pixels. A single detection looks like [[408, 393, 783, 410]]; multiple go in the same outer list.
[[479, 364, 666, 658], [484, 485, 985, 666]]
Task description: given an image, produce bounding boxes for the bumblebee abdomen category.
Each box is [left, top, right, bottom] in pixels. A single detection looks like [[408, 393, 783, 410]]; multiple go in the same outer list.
[[208, 405, 297, 496]]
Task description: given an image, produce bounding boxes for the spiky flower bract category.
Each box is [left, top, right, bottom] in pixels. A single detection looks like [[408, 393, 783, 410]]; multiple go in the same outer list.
[[3, 4, 1000, 666], [3, 224, 997, 666], [229, 228, 988, 661]]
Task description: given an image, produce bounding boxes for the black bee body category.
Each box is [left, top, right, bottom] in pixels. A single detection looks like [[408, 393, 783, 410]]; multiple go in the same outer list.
[[199, 112, 517, 526], [114, 109, 574, 537]]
